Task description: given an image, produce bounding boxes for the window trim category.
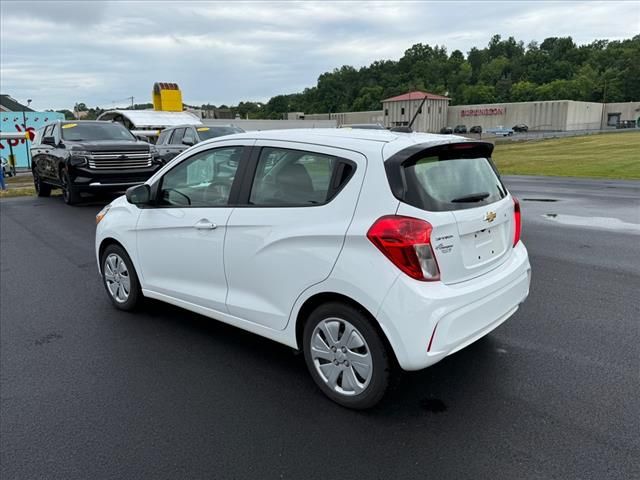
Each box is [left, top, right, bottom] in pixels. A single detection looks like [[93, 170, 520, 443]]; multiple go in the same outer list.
[[235, 146, 356, 208], [146, 145, 251, 209]]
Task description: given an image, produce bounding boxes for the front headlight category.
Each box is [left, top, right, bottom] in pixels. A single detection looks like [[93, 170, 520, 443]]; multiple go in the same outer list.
[[95, 204, 112, 225], [70, 150, 90, 166]]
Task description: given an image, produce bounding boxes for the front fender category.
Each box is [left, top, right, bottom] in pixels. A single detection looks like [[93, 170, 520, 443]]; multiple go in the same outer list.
[[95, 197, 142, 279]]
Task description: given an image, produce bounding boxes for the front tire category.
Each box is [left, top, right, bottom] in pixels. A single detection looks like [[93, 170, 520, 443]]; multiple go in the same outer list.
[[61, 170, 80, 205], [33, 171, 51, 197], [101, 244, 142, 311], [302, 302, 392, 409]]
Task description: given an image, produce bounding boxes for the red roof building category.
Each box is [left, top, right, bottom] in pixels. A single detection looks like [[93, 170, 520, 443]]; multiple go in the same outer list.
[[382, 91, 450, 102], [381, 90, 451, 132]]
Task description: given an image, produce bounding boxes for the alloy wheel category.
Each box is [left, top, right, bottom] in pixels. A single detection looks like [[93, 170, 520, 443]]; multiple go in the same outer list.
[[103, 253, 131, 303], [310, 317, 373, 396]]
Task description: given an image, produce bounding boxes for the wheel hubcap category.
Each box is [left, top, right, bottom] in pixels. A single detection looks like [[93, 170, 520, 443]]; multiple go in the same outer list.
[[310, 317, 373, 396], [104, 253, 131, 303]]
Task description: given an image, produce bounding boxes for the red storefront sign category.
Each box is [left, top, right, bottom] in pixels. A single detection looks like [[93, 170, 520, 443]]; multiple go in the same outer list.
[[461, 107, 505, 117]]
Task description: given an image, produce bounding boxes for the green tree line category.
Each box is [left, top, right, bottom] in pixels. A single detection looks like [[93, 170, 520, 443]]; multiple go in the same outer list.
[[65, 35, 638, 121], [234, 34, 640, 119]]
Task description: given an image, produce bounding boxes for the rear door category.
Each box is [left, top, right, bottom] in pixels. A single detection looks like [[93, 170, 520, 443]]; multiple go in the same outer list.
[[224, 141, 365, 330], [390, 142, 515, 284]]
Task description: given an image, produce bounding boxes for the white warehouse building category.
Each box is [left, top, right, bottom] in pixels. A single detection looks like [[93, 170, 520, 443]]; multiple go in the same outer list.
[[289, 91, 639, 133], [448, 100, 611, 131]]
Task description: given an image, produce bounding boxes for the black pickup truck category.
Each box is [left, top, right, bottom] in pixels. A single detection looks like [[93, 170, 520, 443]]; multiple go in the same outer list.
[[31, 120, 162, 205]]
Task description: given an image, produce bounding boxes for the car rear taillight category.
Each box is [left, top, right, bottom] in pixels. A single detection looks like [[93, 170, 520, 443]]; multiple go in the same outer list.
[[367, 215, 440, 281], [513, 196, 522, 246]]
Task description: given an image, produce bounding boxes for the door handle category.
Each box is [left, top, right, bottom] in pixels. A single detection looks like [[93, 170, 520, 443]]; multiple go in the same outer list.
[[194, 220, 217, 230]]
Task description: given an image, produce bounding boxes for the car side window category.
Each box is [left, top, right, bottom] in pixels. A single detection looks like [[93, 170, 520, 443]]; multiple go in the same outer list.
[[33, 127, 46, 145], [51, 124, 61, 142], [183, 128, 196, 144], [43, 125, 54, 138], [169, 128, 186, 145], [249, 147, 343, 206], [158, 146, 244, 207], [157, 130, 171, 145]]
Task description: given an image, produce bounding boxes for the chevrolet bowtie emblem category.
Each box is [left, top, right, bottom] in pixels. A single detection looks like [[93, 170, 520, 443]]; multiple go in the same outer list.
[[484, 211, 497, 222]]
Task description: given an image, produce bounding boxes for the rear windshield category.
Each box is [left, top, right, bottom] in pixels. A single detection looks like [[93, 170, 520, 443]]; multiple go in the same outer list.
[[61, 122, 135, 141], [388, 144, 506, 211]]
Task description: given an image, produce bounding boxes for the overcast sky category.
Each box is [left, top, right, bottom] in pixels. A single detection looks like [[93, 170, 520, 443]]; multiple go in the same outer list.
[[1, 1, 638, 111]]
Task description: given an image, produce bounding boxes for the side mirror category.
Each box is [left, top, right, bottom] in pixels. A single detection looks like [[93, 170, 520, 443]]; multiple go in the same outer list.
[[126, 184, 151, 205], [182, 137, 195, 146], [42, 136, 56, 146]]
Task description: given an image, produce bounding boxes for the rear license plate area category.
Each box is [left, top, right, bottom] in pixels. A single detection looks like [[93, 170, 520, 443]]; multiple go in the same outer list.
[[461, 225, 506, 267]]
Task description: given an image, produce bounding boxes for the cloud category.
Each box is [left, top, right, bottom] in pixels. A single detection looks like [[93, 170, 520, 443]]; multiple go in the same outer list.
[[2, 0, 109, 25], [1, 1, 637, 110]]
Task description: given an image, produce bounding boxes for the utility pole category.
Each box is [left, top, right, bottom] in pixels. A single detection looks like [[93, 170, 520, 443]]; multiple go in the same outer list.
[[111, 96, 135, 109], [600, 78, 607, 130], [22, 99, 32, 169]]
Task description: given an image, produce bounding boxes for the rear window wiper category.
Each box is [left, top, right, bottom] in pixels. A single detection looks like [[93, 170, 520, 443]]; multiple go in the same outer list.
[[451, 192, 490, 203]]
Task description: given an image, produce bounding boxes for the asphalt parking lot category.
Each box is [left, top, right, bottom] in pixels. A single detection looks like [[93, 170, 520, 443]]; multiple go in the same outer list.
[[1, 176, 639, 479]]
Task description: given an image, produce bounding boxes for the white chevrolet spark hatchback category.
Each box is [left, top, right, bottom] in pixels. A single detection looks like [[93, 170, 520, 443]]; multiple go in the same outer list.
[[96, 129, 530, 408]]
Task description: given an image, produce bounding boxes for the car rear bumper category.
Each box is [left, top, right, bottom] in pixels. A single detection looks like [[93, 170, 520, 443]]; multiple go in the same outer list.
[[376, 242, 531, 371]]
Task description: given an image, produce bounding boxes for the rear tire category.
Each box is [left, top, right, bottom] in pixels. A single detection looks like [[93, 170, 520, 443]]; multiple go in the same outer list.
[[302, 302, 392, 409], [61, 170, 80, 205], [33, 171, 51, 197], [101, 244, 142, 311]]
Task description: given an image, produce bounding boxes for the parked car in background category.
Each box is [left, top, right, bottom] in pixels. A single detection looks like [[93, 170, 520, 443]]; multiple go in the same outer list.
[[469, 125, 483, 134], [486, 126, 514, 136], [339, 123, 386, 130], [453, 125, 467, 134], [512, 124, 529, 133], [439, 126, 453, 134], [156, 124, 245, 163], [30, 121, 161, 205], [95, 128, 530, 409]]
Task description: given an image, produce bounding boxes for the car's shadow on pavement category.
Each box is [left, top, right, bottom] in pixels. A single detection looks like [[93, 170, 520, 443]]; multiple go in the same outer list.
[[76, 192, 123, 207], [136, 297, 504, 418], [37, 191, 123, 208]]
